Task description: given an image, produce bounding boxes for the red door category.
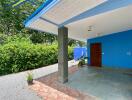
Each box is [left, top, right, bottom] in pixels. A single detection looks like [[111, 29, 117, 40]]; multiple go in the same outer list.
[[90, 43, 102, 67]]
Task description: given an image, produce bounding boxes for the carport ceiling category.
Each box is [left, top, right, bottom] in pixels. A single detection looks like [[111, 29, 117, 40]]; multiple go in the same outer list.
[[25, 0, 132, 41]]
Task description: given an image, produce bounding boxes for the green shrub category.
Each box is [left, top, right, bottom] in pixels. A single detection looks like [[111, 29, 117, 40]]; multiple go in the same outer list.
[[0, 41, 73, 75], [30, 33, 45, 44], [0, 34, 31, 45], [30, 32, 57, 44], [78, 58, 85, 67], [68, 46, 74, 60], [26, 71, 34, 85], [0, 34, 7, 45]]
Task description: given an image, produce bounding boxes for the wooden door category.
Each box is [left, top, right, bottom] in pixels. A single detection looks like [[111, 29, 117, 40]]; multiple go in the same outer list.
[[90, 43, 102, 67]]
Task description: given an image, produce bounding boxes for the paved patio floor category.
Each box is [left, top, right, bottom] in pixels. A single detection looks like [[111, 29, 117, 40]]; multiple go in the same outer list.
[[31, 66, 95, 100], [66, 66, 132, 100]]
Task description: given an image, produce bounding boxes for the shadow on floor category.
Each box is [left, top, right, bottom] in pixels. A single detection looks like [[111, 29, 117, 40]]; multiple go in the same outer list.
[[35, 66, 95, 100], [34, 65, 132, 100], [65, 66, 132, 100]]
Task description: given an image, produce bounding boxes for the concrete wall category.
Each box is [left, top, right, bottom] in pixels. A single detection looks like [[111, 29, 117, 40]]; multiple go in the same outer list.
[[87, 30, 132, 69]]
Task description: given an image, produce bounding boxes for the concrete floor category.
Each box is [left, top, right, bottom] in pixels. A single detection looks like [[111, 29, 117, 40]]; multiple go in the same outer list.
[[66, 66, 132, 100]]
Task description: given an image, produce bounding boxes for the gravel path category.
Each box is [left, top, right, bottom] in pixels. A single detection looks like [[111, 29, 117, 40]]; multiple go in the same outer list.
[[0, 60, 77, 100]]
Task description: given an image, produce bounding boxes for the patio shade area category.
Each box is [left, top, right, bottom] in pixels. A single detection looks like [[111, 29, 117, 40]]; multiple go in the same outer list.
[[24, 0, 132, 99], [24, 0, 132, 82], [25, 0, 132, 41], [66, 66, 132, 100]]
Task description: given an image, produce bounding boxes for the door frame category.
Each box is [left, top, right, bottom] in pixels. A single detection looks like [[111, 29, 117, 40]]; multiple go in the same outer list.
[[90, 43, 102, 67]]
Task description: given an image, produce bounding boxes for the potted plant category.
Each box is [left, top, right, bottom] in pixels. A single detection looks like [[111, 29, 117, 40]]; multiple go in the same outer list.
[[78, 58, 85, 68], [27, 71, 33, 85]]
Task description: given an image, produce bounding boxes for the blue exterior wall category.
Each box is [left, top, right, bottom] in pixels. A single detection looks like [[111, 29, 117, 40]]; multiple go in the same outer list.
[[74, 47, 87, 61], [87, 30, 132, 69]]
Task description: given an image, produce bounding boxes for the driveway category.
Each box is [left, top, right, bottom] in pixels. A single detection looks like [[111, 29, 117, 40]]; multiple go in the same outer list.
[[0, 60, 76, 100]]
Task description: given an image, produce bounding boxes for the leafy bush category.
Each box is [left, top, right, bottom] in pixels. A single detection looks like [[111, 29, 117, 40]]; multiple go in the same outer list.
[[0, 35, 73, 75], [78, 58, 85, 67], [0, 34, 31, 45], [0, 34, 7, 44], [30, 32, 57, 44], [27, 71, 33, 85], [68, 46, 74, 60], [30, 32, 45, 44]]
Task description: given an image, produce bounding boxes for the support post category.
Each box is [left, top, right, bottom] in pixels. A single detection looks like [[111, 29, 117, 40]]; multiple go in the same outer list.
[[58, 27, 68, 83]]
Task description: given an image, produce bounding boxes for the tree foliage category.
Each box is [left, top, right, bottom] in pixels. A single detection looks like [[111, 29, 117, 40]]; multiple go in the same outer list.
[[0, 0, 57, 44]]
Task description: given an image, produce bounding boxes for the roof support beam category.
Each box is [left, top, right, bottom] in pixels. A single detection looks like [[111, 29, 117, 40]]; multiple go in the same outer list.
[[59, 0, 132, 27], [40, 17, 59, 26]]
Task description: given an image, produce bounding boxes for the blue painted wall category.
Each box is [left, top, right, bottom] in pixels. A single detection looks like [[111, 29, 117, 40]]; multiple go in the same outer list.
[[74, 47, 87, 61], [87, 30, 132, 69]]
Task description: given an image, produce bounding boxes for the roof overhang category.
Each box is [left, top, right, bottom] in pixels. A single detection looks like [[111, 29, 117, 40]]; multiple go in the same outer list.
[[24, 0, 132, 41]]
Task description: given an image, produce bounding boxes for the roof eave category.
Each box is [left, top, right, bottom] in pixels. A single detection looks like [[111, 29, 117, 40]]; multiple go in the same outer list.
[[24, 0, 60, 27]]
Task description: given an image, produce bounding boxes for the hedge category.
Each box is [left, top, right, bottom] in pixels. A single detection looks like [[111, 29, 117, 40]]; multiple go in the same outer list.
[[0, 42, 73, 75]]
